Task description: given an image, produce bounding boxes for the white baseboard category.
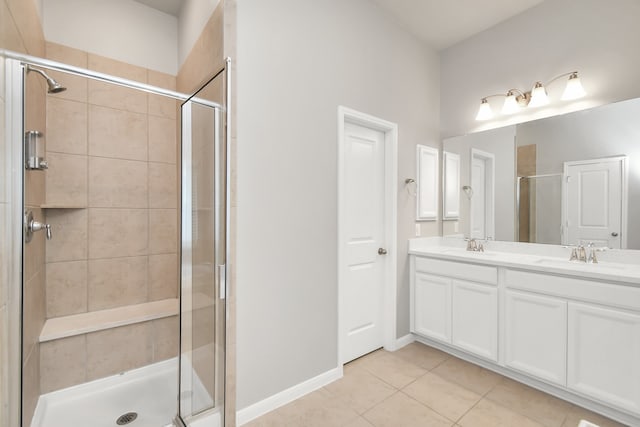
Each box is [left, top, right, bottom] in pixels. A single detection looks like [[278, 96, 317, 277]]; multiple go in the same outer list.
[[394, 333, 415, 350], [414, 336, 640, 427], [384, 333, 415, 352], [236, 366, 343, 426]]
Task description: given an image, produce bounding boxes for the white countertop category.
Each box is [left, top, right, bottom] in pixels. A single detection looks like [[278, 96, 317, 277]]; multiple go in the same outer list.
[[409, 237, 640, 285]]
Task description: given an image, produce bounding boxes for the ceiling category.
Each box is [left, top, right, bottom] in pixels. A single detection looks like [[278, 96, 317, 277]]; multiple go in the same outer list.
[[370, 0, 544, 50], [133, 0, 544, 48], [132, 0, 184, 17]]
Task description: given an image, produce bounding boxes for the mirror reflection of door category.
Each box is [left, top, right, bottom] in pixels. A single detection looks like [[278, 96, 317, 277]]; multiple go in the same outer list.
[[470, 149, 495, 240], [563, 156, 627, 248]]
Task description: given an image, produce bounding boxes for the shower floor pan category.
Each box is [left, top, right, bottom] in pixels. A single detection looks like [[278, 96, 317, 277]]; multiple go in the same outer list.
[[30, 358, 213, 427]]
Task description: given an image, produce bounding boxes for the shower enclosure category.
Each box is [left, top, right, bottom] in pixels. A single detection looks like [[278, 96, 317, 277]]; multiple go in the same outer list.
[[3, 51, 230, 427], [517, 173, 563, 244]]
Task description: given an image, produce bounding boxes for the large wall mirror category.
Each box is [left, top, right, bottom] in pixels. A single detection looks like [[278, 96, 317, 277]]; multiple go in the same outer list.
[[442, 97, 640, 249]]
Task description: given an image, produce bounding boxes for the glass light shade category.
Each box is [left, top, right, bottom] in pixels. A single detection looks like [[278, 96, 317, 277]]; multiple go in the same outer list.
[[561, 73, 586, 100], [529, 82, 549, 107], [501, 92, 520, 114], [475, 99, 493, 121]]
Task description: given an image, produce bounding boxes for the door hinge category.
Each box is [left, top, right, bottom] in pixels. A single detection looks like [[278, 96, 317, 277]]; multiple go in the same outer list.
[[218, 264, 227, 300], [566, 175, 571, 183]]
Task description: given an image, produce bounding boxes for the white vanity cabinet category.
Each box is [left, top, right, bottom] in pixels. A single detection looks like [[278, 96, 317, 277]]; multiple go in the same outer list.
[[413, 273, 451, 342], [452, 280, 498, 361], [567, 302, 640, 414], [410, 256, 498, 361], [410, 251, 640, 425], [505, 290, 567, 386]]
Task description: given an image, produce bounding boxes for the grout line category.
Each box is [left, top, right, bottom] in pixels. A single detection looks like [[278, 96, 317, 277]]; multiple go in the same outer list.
[[427, 355, 450, 372], [399, 390, 458, 424], [454, 395, 482, 425]]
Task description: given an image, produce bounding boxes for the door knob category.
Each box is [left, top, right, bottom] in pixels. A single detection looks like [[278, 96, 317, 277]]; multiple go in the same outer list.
[[378, 248, 388, 255], [611, 232, 619, 237]]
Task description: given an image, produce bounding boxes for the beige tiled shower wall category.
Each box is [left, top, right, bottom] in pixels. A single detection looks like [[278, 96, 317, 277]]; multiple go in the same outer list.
[[39, 317, 178, 393], [40, 42, 180, 393], [1, 0, 47, 424]]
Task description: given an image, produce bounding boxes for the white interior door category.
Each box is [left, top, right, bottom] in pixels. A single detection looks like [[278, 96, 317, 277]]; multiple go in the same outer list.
[[470, 149, 495, 240], [563, 157, 625, 248], [471, 158, 486, 239], [341, 121, 386, 363]]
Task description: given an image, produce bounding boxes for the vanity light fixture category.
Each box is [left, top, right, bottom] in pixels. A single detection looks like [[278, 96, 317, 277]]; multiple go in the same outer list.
[[528, 82, 549, 108], [475, 98, 494, 120], [562, 72, 587, 100], [475, 71, 586, 121]]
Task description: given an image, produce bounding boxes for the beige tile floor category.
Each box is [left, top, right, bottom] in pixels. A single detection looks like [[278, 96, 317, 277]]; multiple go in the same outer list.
[[245, 342, 628, 427]]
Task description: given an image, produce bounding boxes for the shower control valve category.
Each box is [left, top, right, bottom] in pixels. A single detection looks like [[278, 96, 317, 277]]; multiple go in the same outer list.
[[24, 210, 52, 243]]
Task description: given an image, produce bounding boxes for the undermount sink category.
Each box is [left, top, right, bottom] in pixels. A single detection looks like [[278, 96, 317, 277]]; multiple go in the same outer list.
[[534, 258, 628, 270], [441, 248, 498, 256]]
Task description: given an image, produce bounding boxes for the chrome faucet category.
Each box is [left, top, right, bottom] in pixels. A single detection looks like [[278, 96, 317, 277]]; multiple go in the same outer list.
[[465, 238, 485, 252], [569, 246, 579, 261], [566, 242, 607, 263], [578, 245, 587, 262], [587, 242, 608, 264]]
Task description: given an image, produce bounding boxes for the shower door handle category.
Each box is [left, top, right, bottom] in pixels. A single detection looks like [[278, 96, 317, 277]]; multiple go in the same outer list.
[[218, 264, 227, 300]]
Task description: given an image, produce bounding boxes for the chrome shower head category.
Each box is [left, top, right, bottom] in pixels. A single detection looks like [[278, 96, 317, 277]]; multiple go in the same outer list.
[[26, 65, 67, 94]]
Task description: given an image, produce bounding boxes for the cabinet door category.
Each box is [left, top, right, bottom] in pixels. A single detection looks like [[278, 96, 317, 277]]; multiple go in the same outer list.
[[452, 280, 498, 361], [505, 290, 567, 386], [414, 273, 451, 343], [568, 302, 640, 414]]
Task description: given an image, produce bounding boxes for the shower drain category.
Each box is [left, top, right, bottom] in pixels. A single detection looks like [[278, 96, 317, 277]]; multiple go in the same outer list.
[[116, 412, 138, 425]]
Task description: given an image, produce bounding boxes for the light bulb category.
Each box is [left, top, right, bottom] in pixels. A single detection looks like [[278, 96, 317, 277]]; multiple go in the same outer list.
[[502, 91, 520, 114], [528, 82, 549, 108], [475, 98, 493, 121], [561, 72, 586, 100]]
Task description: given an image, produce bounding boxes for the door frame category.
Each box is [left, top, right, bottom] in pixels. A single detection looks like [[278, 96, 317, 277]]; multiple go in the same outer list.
[[561, 156, 628, 248], [5, 57, 25, 427], [337, 106, 398, 365], [469, 148, 496, 240]]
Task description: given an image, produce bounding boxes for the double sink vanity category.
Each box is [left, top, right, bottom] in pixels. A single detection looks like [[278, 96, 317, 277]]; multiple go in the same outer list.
[[409, 237, 640, 425]]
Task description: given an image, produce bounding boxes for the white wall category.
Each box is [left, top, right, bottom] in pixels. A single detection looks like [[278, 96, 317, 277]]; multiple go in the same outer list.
[[178, 0, 220, 67], [43, 0, 178, 75], [236, 0, 440, 410], [442, 126, 515, 241], [440, 0, 640, 138]]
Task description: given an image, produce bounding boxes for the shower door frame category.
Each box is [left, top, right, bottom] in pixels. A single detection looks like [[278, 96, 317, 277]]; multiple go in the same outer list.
[[176, 58, 231, 427], [5, 56, 28, 427], [3, 51, 231, 427]]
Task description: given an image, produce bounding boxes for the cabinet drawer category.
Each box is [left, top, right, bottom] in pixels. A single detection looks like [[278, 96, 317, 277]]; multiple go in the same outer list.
[[505, 269, 640, 312], [414, 257, 497, 285]]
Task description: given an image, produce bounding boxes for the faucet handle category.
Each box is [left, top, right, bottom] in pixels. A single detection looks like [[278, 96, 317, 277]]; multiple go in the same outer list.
[[590, 246, 609, 264], [578, 245, 587, 262], [465, 238, 477, 251], [569, 247, 578, 261]]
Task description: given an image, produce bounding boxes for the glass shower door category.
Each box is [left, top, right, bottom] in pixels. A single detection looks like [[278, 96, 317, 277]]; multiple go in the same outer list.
[[178, 73, 227, 426]]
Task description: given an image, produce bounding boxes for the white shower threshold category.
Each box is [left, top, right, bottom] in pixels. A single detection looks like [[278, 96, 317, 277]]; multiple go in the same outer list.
[[31, 357, 221, 427]]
